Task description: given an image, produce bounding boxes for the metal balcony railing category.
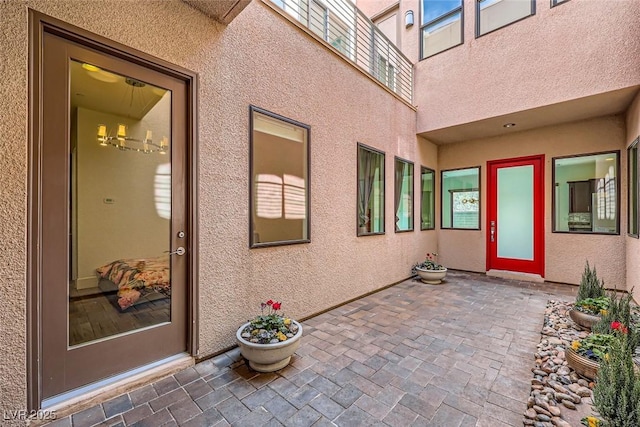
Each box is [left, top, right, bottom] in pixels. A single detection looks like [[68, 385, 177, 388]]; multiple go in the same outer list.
[[268, 0, 413, 104]]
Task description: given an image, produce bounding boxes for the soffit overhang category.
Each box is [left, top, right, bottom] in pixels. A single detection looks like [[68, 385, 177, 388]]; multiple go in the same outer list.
[[419, 86, 640, 144], [182, 0, 251, 24]]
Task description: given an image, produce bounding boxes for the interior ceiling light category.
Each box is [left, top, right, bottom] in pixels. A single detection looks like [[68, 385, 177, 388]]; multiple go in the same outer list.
[[503, 123, 516, 128], [82, 63, 100, 72], [83, 62, 119, 83], [96, 78, 168, 154]]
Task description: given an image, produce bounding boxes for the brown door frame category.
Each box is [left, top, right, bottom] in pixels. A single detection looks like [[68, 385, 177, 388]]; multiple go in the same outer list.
[[28, 10, 199, 410]]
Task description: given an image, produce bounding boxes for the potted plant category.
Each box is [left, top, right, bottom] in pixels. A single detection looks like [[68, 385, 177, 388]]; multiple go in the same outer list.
[[569, 262, 608, 329], [567, 291, 640, 380], [567, 332, 618, 380], [236, 300, 303, 372], [412, 252, 447, 284], [571, 296, 610, 329]]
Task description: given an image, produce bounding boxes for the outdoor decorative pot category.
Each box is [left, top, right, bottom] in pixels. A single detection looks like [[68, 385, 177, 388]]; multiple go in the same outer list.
[[236, 320, 303, 372], [415, 267, 447, 284], [568, 309, 601, 330], [566, 347, 599, 380]]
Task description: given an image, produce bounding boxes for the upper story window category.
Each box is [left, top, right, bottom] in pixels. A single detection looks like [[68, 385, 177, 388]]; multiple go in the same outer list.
[[552, 151, 619, 235], [551, 0, 570, 7], [477, 0, 535, 37], [441, 167, 480, 229], [250, 106, 310, 247], [420, 0, 463, 59]]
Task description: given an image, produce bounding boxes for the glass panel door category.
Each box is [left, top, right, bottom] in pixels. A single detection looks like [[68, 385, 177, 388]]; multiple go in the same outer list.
[[40, 31, 188, 401], [69, 60, 173, 347], [487, 156, 544, 276], [497, 165, 533, 260]]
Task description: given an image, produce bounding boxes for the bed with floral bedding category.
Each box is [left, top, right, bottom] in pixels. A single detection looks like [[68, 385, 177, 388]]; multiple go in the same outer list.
[[96, 255, 170, 311]]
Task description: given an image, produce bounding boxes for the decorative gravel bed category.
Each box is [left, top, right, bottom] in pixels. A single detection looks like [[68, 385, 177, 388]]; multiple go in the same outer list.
[[525, 300, 595, 427]]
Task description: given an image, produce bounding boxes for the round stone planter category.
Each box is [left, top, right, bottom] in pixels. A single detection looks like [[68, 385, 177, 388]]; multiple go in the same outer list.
[[566, 347, 599, 380], [415, 267, 447, 284], [236, 320, 303, 372], [569, 309, 601, 330]]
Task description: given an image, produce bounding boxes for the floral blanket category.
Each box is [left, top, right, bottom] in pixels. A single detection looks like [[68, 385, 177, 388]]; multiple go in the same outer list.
[[96, 255, 170, 310]]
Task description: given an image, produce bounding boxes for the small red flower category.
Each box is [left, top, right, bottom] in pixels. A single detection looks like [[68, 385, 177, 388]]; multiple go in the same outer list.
[[611, 321, 622, 330], [272, 302, 282, 310], [611, 321, 629, 334], [266, 300, 274, 306]]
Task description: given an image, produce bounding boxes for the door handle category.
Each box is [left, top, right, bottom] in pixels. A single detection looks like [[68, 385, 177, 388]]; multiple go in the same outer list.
[[166, 247, 185, 256], [490, 221, 495, 243]]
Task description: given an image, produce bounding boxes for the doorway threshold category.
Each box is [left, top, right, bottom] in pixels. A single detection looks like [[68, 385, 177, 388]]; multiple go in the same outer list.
[[41, 353, 193, 418], [486, 269, 544, 283]]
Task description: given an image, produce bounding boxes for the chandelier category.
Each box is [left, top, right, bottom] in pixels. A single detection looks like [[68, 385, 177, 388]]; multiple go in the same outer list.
[[97, 124, 168, 154], [95, 78, 168, 154]]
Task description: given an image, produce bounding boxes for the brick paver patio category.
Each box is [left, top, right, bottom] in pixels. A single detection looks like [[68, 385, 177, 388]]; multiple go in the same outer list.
[[46, 270, 578, 427]]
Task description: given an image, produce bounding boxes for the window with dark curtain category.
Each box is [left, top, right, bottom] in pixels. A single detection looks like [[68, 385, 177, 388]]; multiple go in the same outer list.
[[395, 157, 414, 232], [357, 144, 385, 235]]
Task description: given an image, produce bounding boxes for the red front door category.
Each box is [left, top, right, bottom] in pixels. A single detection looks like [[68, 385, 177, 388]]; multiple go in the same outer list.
[[486, 155, 545, 276]]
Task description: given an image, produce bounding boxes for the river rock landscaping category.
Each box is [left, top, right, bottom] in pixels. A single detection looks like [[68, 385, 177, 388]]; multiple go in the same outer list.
[[526, 300, 595, 427]]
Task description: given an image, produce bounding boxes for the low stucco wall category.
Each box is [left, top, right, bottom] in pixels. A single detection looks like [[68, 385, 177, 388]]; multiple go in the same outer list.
[[626, 92, 640, 303], [437, 115, 627, 287], [1, 0, 434, 415]]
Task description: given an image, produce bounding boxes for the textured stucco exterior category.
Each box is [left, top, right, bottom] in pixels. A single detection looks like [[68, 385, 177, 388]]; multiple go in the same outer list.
[[2, 0, 639, 417], [1, 0, 431, 415], [413, 0, 640, 133], [437, 116, 627, 287], [627, 92, 640, 302]]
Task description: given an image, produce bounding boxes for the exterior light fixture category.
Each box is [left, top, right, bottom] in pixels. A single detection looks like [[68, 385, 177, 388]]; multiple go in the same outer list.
[[405, 10, 414, 28], [503, 123, 516, 128]]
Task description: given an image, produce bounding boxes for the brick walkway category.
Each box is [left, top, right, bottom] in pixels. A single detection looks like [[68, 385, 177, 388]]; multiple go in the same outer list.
[[46, 271, 577, 427]]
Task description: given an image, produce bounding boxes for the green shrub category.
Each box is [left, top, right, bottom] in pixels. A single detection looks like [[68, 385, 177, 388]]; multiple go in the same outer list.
[[592, 292, 640, 352], [577, 261, 606, 302], [593, 335, 640, 427]]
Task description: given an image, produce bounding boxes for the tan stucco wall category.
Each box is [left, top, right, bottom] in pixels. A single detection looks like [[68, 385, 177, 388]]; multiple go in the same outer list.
[[626, 92, 640, 303], [1, 0, 433, 414], [414, 0, 640, 132], [438, 115, 627, 287]]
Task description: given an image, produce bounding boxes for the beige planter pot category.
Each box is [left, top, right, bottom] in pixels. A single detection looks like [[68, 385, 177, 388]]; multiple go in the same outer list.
[[569, 309, 601, 330], [236, 320, 303, 372], [415, 267, 447, 284], [566, 347, 599, 380]]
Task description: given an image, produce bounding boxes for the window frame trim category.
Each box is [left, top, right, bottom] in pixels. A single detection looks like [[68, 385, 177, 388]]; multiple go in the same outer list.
[[551, 150, 621, 236], [420, 166, 436, 230], [419, 1, 464, 60], [440, 166, 482, 231], [628, 138, 639, 238], [357, 142, 386, 237], [394, 156, 415, 233], [249, 105, 312, 248], [551, 0, 570, 8], [475, 0, 536, 39]]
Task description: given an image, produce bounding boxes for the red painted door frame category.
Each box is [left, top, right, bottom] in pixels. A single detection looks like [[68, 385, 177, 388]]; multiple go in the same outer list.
[[486, 155, 545, 276]]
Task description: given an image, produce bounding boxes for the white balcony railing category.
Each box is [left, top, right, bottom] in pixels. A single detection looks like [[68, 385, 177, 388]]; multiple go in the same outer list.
[[269, 0, 413, 104]]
